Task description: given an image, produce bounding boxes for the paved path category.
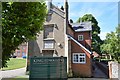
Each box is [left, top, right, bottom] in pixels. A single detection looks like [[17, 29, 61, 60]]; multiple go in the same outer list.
[[92, 61, 108, 78], [1, 67, 26, 78], [68, 78, 109, 80], [118, 64, 120, 79], [0, 65, 110, 80]]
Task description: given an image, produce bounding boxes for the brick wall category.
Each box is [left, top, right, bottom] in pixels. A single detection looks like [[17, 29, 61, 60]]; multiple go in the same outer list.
[[71, 57, 92, 77], [71, 41, 92, 77], [108, 61, 119, 79], [67, 25, 74, 37], [74, 31, 91, 48], [14, 43, 27, 58], [67, 25, 92, 77]]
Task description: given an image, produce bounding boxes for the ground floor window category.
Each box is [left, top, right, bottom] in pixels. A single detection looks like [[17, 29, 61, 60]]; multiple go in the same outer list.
[[73, 53, 86, 64]]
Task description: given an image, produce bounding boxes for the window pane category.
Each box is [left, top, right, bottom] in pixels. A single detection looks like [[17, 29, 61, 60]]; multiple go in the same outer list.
[[80, 58, 82, 62], [73, 54, 79, 63], [44, 26, 54, 39], [44, 41, 54, 48], [83, 59, 85, 62], [80, 54, 84, 56], [73, 53, 86, 63], [78, 35, 83, 41]]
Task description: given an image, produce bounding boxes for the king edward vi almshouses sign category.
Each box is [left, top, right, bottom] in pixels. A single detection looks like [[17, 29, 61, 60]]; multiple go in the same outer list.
[[29, 57, 67, 80]]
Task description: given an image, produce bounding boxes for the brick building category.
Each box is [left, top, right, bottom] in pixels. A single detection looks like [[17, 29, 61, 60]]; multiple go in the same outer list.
[[14, 43, 28, 58], [27, 0, 92, 77]]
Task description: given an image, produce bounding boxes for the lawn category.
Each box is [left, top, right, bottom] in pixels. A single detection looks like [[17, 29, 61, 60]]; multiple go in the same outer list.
[[2, 58, 26, 70], [3, 78, 29, 80], [3, 78, 28, 80]]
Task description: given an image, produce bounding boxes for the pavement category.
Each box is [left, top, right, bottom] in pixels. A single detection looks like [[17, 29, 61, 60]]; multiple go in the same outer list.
[[92, 61, 108, 78], [68, 78, 109, 80], [118, 64, 120, 79], [1, 67, 110, 80], [1, 67, 26, 78]]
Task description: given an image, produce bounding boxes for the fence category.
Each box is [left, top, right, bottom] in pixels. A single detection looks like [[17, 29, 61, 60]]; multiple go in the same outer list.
[[29, 57, 67, 80]]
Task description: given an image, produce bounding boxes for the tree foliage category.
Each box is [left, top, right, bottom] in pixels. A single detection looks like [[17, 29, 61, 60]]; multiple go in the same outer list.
[[2, 2, 47, 67], [77, 14, 103, 54], [101, 25, 120, 62]]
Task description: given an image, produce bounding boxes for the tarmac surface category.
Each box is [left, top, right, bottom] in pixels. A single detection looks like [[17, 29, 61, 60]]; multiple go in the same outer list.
[[1, 67, 109, 80], [92, 61, 108, 78], [1, 67, 26, 78]]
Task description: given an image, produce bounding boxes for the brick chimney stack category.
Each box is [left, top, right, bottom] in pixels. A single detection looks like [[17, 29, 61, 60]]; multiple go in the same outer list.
[[47, 0, 52, 11], [64, 0, 69, 34]]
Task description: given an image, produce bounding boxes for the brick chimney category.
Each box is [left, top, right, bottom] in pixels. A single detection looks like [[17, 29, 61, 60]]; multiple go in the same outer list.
[[64, 0, 69, 34], [47, 0, 52, 11]]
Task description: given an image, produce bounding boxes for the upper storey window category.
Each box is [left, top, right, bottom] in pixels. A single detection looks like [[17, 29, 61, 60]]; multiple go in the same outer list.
[[44, 24, 54, 39], [43, 24, 55, 49], [78, 35, 83, 41]]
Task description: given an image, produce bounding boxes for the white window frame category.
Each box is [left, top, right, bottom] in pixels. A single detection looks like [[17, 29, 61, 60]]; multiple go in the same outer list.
[[78, 35, 83, 41], [44, 40, 54, 49], [73, 53, 86, 64]]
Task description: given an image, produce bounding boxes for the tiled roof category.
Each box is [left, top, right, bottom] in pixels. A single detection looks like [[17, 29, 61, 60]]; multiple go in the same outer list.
[[70, 22, 92, 32]]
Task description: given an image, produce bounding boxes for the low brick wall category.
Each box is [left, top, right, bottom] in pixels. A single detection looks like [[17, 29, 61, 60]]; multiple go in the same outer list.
[[108, 61, 119, 79]]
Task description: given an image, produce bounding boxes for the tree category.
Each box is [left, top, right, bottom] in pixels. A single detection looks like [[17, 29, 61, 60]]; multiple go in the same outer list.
[[0, 2, 1, 43], [2, 2, 47, 67], [77, 14, 103, 54], [100, 25, 120, 62]]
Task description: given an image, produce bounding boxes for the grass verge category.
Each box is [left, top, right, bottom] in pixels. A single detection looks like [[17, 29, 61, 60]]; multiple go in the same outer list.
[[2, 58, 26, 71], [2, 78, 29, 80]]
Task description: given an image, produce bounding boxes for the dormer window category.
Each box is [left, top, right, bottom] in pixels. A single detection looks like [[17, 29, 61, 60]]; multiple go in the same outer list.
[[78, 35, 83, 41]]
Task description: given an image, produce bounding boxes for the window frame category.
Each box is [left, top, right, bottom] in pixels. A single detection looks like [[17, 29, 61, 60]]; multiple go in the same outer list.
[[44, 40, 55, 49], [43, 24, 55, 39], [78, 35, 83, 41], [73, 53, 86, 64]]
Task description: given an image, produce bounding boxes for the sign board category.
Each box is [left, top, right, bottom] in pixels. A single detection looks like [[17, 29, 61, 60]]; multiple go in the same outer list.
[[29, 57, 67, 80]]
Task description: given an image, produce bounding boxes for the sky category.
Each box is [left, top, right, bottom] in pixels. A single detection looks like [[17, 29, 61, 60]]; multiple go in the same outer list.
[[51, 0, 119, 40]]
